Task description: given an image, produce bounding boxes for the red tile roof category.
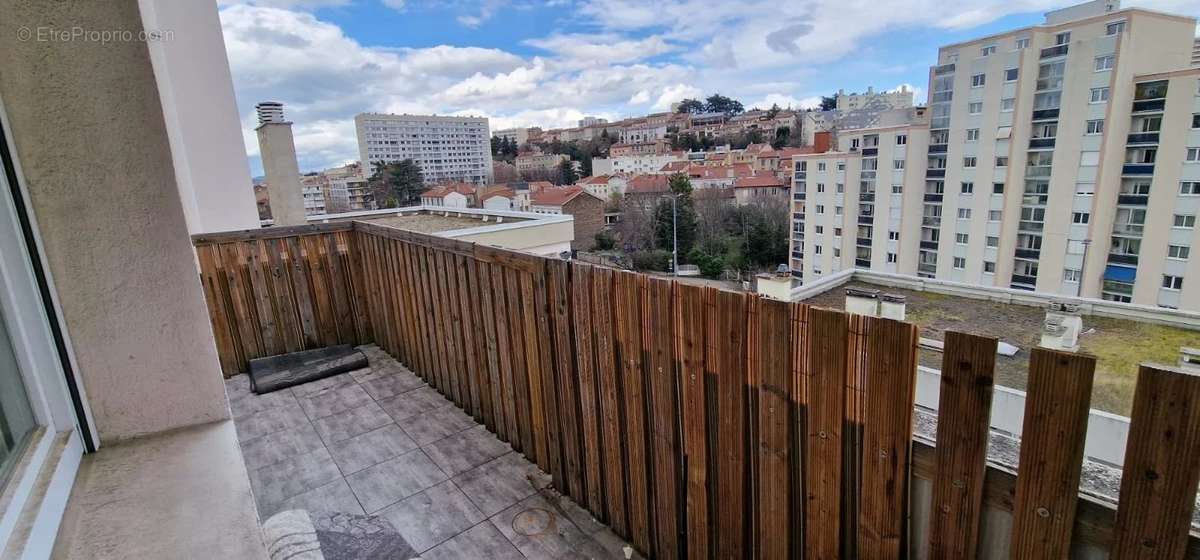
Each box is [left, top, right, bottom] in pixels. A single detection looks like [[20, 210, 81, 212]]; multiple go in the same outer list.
[[734, 174, 786, 189], [530, 186, 594, 207], [626, 174, 671, 194], [423, 182, 476, 198], [659, 161, 690, 173], [480, 186, 514, 200]]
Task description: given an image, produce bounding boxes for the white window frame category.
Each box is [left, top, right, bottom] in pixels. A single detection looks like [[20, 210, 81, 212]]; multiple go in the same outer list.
[[971, 74, 986, 88], [1174, 214, 1196, 229], [1168, 245, 1190, 260], [1162, 275, 1184, 291], [968, 102, 983, 114], [1094, 55, 1114, 72], [1086, 119, 1104, 135], [1090, 87, 1110, 103], [953, 257, 967, 269]]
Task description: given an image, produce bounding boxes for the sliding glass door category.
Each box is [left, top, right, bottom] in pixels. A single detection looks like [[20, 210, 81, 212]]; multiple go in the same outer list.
[[0, 311, 36, 487]]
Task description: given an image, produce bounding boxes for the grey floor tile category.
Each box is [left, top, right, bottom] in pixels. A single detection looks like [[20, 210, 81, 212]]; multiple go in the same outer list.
[[377, 386, 452, 423], [421, 521, 524, 560], [452, 453, 550, 517], [345, 450, 448, 513], [375, 480, 485, 552], [239, 423, 324, 471], [328, 424, 418, 475], [312, 402, 393, 445], [360, 371, 427, 401], [423, 425, 511, 477], [490, 493, 596, 560], [298, 383, 374, 420], [228, 388, 297, 420], [289, 372, 356, 399], [234, 401, 310, 442], [248, 447, 342, 515], [269, 478, 365, 518], [402, 404, 476, 446]]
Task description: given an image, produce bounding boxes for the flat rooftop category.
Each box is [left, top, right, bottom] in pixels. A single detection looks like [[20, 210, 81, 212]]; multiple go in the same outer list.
[[362, 213, 525, 234], [805, 281, 1198, 416]]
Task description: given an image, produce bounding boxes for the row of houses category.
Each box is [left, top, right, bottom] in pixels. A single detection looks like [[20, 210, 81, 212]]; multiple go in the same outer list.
[[419, 180, 607, 250]]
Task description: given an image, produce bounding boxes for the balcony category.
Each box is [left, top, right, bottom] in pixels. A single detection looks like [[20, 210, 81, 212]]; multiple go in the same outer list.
[[1025, 165, 1052, 178], [858, 215, 874, 225], [923, 216, 942, 227], [1112, 223, 1145, 237], [1018, 220, 1044, 232], [792, 250, 805, 259], [1011, 273, 1038, 286], [790, 269, 804, 278], [924, 193, 944, 203], [926, 169, 946, 178], [1040, 44, 1069, 58], [1117, 194, 1148, 205], [1108, 252, 1140, 265], [1126, 132, 1160, 145], [1015, 248, 1041, 260], [857, 237, 873, 247], [861, 147, 878, 157], [855, 258, 872, 268], [920, 240, 939, 250], [1022, 194, 1047, 206], [1122, 164, 1154, 176], [928, 144, 948, 154], [1131, 99, 1165, 113], [917, 262, 937, 274], [1031, 108, 1060, 121], [1028, 138, 1056, 149], [793, 192, 806, 201], [934, 63, 956, 75]]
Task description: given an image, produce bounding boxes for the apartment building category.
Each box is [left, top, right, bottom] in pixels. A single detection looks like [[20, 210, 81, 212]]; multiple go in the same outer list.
[[355, 113, 493, 185], [299, 175, 327, 215], [515, 152, 568, 174], [493, 126, 536, 146], [836, 86, 915, 111], [791, 123, 930, 280], [789, 0, 1200, 312], [591, 152, 685, 175]]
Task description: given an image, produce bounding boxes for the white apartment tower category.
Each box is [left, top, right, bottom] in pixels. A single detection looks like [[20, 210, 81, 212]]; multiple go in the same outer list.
[[791, 0, 1200, 312], [356, 113, 493, 185]]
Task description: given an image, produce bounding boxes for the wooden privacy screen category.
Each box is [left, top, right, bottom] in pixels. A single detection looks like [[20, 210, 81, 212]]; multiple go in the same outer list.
[[192, 221, 1200, 559]]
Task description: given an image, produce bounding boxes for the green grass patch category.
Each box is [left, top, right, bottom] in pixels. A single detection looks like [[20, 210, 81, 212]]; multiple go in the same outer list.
[[1080, 318, 1199, 415]]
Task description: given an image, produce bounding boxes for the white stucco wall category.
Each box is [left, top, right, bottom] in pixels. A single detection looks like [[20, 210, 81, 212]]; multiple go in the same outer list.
[[138, 0, 260, 234]]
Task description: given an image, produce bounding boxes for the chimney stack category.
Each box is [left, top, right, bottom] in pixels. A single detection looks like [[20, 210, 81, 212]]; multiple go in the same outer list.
[[255, 102, 307, 226], [1040, 301, 1083, 351], [845, 287, 880, 317], [880, 293, 907, 320]]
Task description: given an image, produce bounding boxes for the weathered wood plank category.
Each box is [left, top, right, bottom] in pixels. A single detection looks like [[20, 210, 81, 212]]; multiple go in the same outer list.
[[675, 283, 708, 560], [519, 269, 548, 470], [592, 267, 627, 534], [857, 316, 919, 558], [927, 331, 998, 560], [805, 307, 848, 559], [711, 289, 749, 558], [504, 266, 534, 457], [532, 261, 562, 487], [548, 260, 584, 502], [645, 277, 679, 559], [570, 263, 604, 515], [1111, 364, 1200, 560], [615, 271, 651, 554], [1010, 348, 1096, 558], [756, 298, 792, 560]]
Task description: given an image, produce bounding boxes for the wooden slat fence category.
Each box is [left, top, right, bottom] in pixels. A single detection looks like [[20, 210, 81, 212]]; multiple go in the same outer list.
[[193, 221, 1200, 559]]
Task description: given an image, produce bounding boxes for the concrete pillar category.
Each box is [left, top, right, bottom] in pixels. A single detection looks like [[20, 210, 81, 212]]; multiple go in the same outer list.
[[0, 0, 230, 442], [256, 119, 307, 226]]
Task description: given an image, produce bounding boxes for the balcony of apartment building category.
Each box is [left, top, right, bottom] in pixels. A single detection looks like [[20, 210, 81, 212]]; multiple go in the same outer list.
[[1127, 114, 1162, 146], [1123, 146, 1158, 177], [1014, 233, 1042, 261], [1028, 121, 1058, 150], [1132, 79, 1169, 114], [1010, 261, 1040, 290], [1117, 178, 1152, 206]]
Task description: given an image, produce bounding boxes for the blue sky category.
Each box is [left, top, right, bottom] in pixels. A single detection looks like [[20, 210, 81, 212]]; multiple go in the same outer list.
[[217, 0, 1199, 175]]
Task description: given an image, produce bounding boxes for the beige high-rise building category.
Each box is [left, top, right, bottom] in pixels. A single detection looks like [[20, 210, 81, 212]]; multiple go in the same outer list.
[[356, 113, 493, 185], [790, 0, 1200, 312]]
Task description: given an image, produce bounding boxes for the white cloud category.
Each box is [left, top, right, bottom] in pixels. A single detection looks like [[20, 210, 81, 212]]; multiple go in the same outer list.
[[524, 33, 677, 67], [650, 84, 703, 112], [751, 93, 821, 110]]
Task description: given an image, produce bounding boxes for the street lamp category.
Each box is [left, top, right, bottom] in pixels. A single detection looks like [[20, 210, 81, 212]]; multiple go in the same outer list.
[[671, 193, 678, 276], [1077, 238, 1092, 297]]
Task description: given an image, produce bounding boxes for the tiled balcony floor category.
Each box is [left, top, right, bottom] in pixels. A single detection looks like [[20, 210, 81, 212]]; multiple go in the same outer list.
[[227, 345, 637, 559]]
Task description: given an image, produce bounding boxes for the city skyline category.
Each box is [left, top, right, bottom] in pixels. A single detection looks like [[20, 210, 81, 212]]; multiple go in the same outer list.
[[219, 0, 1200, 175]]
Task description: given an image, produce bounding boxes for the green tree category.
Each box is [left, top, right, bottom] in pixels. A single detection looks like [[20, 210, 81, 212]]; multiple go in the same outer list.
[[558, 159, 578, 185], [705, 93, 744, 115], [368, 159, 426, 208], [819, 95, 838, 111], [766, 103, 781, 119], [652, 174, 698, 261], [675, 98, 704, 114]]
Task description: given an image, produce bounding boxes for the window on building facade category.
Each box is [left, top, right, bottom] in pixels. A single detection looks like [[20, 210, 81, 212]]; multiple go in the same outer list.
[[1076, 182, 1095, 195], [1055, 31, 1071, 45], [989, 210, 1002, 221], [963, 157, 977, 168], [1187, 147, 1200, 162], [958, 208, 972, 219], [986, 236, 999, 247], [817, 183, 825, 193], [961, 182, 974, 193], [815, 245, 823, 254], [1001, 98, 1015, 112], [892, 184, 903, 194], [818, 162, 826, 171], [1064, 268, 1082, 282], [837, 162, 845, 171], [956, 233, 969, 244], [1163, 275, 1184, 290], [984, 261, 997, 273], [1016, 37, 1030, 49], [1106, 21, 1126, 35], [968, 102, 983, 114], [1080, 151, 1100, 166], [1086, 119, 1104, 134], [1005, 68, 1019, 81], [1168, 245, 1191, 260], [834, 227, 842, 237], [896, 134, 907, 145], [887, 253, 897, 263], [816, 204, 824, 213], [1182, 182, 1200, 195], [1090, 87, 1110, 103], [893, 159, 905, 170], [966, 129, 979, 141], [1175, 214, 1196, 228], [836, 183, 845, 193], [954, 257, 967, 269], [993, 182, 1004, 194], [889, 231, 900, 240], [972, 74, 986, 87], [815, 225, 824, 234], [835, 206, 844, 216], [995, 156, 1008, 167], [1072, 211, 1090, 224], [1094, 55, 1115, 71], [981, 45, 997, 57], [1193, 114, 1200, 129]]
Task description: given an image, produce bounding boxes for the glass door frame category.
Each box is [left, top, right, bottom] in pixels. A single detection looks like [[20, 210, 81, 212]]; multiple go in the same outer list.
[[0, 93, 93, 555]]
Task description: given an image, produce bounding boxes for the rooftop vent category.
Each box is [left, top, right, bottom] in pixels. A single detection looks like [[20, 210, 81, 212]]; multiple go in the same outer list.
[[879, 293, 906, 321], [845, 287, 880, 317], [1040, 301, 1082, 351], [256, 101, 287, 126]]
